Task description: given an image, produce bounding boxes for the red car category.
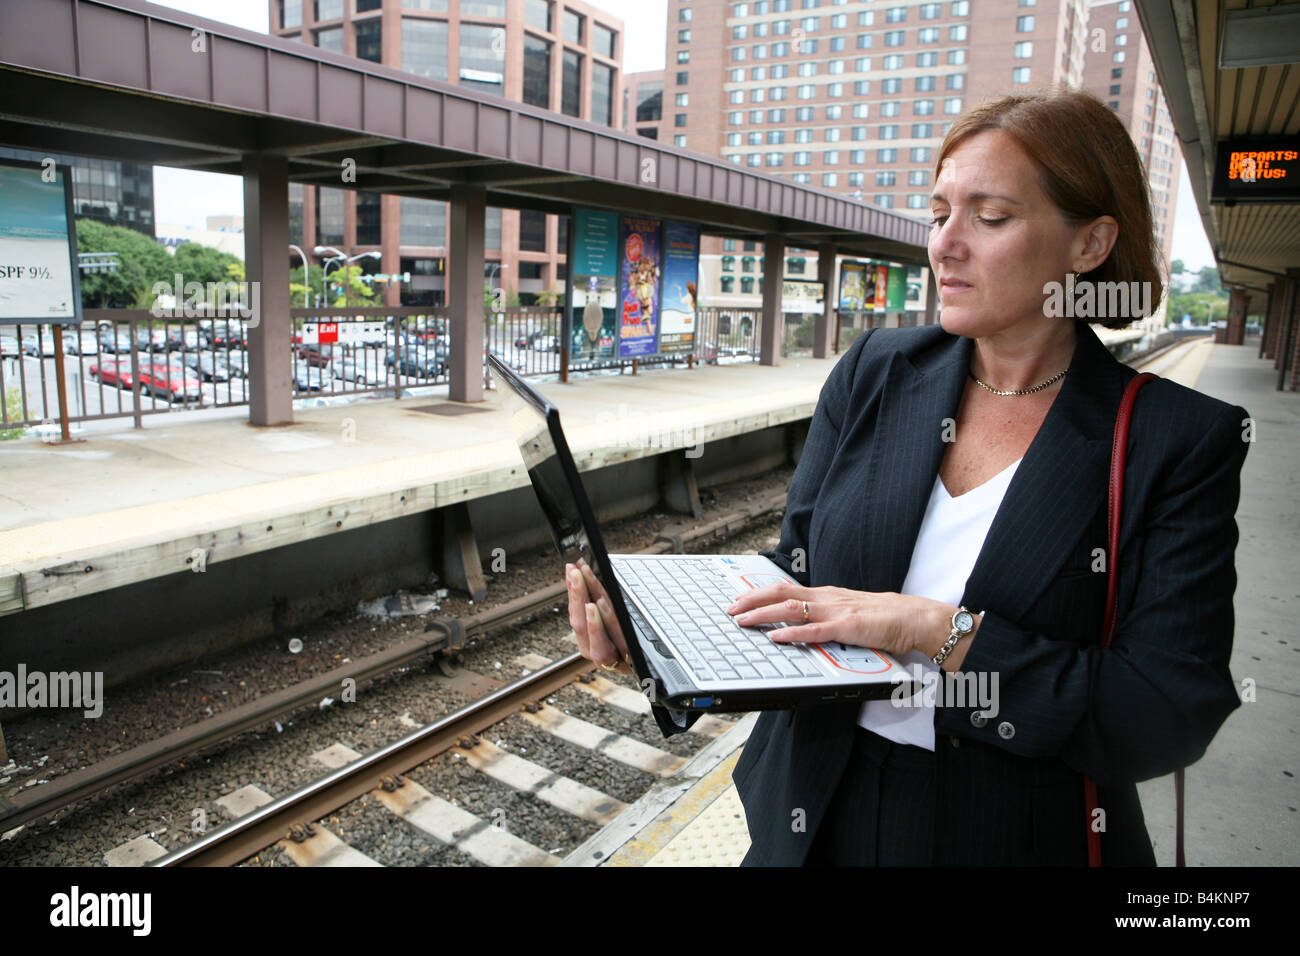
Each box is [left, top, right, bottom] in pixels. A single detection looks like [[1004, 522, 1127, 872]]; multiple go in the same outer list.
[[140, 363, 202, 403], [89, 360, 135, 390]]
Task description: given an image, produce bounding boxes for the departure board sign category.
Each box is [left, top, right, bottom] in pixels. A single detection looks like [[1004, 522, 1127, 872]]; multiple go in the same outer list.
[[1211, 137, 1300, 203]]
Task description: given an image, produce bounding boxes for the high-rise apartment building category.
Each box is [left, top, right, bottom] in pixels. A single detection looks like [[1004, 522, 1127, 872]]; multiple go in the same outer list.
[[271, 0, 623, 306], [631, 0, 1175, 318]]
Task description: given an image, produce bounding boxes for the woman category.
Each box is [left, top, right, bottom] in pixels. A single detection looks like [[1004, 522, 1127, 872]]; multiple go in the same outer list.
[[565, 90, 1249, 865]]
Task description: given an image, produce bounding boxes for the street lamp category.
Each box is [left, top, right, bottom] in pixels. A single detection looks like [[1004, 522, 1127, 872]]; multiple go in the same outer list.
[[289, 245, 309, 307], [315, 246, 345, 307]]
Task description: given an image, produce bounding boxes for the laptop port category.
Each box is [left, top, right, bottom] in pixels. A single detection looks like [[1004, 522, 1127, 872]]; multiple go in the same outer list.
[[692, 697, 716, 708]]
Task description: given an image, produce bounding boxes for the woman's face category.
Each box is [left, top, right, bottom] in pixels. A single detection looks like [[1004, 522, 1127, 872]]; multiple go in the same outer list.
[[928, 129, 1085, 341]]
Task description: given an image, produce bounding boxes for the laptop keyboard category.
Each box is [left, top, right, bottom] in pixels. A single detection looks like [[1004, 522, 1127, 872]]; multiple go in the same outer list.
[[616, 558, 825, 683]]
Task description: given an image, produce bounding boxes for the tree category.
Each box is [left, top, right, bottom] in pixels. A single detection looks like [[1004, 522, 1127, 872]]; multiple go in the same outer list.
[[75, 219, 173, 308], [1170, 259, 1185, 275], [1193, 265, 1223, 295], [172, 241, 242, 289]]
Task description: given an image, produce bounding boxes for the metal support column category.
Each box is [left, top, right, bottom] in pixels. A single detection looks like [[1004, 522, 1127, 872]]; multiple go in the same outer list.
[[243, 153, 292, 426], [759, 233, 785, 366], [923, 267, 938, 327], [449, 184, 486, 403]]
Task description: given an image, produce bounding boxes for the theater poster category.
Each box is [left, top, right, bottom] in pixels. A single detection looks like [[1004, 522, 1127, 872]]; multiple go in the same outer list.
[[658, 221, 699, 354], [838, 260, 868, 311], [0, 160, 81, 325], [886, 266, 907, 312], [873, 264, 889, 311], [618, 217, 661, 358], [570, 209, 619, 360]]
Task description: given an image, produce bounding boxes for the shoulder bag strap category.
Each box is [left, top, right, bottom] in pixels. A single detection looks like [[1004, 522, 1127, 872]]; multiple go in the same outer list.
[[1086, 372, 1183, 866]]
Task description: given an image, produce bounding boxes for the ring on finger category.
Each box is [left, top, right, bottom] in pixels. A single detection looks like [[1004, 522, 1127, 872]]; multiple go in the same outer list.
[[801, 600, 810, 623]]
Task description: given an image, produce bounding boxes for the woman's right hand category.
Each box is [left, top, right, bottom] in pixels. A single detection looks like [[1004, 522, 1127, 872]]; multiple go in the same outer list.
[[565, 558, 633, 675]]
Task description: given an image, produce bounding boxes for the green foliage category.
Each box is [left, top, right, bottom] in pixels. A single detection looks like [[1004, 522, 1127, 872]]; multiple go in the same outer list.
[[75, 219, 172, 308], [2, 384, 26, 439], [1168, 291, 1229, 325], [1192, 266, 1224, 295], [172, 241, 242, 288], [484, 282, 521, 313], [1170, 259, 1185, 275]]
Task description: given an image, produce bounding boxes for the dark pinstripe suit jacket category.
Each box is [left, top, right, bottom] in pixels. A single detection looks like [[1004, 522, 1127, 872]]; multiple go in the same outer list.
[[729, 322, 1249, 865]]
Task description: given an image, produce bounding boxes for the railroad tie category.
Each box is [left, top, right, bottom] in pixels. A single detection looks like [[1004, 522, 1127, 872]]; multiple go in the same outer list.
[[277, 825, 384, 868], [452, 739, 626, 826], [521, 704, 686, 777], [372, 777, 558, 867]]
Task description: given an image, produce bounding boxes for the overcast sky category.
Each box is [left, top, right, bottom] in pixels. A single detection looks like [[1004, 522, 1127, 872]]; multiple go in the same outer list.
[[148, 0, 1215, 271]]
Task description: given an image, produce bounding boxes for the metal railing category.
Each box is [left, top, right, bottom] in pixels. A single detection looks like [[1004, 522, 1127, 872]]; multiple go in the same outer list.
[[695, 307, 761, 363]]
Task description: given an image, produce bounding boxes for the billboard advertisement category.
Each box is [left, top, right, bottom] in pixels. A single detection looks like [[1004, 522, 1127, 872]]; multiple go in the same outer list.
[[0, 160, 81, 325], [570, 209, 619, 360], [618, 216, 661, 358], [658, 221, 699, 354], [838, 260, 869, 311]]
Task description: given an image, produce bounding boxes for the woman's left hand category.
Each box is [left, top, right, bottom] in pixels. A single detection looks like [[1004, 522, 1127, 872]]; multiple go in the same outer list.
[[726, 579, 959, 661]]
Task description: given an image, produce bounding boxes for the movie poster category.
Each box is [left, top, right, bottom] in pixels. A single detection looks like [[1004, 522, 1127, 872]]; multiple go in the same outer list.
[[658, 221, 699, 354], [838, 260, 868, 311], [0, 161, 80, 324], [886, 266, 907, 312], [570, 209, 619, 360], [618, 217, 661, 358], [874, 264, 889, 312]]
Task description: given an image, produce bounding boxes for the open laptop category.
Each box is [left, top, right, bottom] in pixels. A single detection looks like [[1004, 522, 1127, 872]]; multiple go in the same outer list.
[[488, 354, 911, 735]]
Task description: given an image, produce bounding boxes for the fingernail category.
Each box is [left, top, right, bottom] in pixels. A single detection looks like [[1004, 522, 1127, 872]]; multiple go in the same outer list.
[[727, 602, 739, 613], [597, 596, 610, 611]]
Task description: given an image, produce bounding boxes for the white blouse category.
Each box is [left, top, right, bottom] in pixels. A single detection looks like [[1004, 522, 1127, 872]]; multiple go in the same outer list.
[[856, 457, 1022, 751]]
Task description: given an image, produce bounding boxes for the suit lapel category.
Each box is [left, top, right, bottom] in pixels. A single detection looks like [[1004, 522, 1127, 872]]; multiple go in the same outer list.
[[856, 323, 1124, 623], [962, 323, 1123, 619]]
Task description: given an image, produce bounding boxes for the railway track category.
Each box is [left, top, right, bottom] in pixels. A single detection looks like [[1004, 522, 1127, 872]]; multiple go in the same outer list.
[[1, 490, 787, 866]]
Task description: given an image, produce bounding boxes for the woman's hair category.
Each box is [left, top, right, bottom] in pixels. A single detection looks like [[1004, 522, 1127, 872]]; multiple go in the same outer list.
[[935, 88, 1164, 329]]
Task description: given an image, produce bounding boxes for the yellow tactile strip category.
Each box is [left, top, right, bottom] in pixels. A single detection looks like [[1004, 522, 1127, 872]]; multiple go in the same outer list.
[[604, 751, 751, 867]]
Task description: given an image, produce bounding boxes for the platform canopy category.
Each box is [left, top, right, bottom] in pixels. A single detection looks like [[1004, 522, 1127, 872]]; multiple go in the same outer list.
[[0, 0, 930, 266]]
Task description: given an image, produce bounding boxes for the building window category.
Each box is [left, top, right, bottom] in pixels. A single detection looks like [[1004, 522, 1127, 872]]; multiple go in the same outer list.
[[885, 30, 904, 46], [908, 170, 930, 186], [876, 171, 895, 186], [518, 210, 547, 252], [591, 62, 614, 125], [355, 19, 382, 63], [915, 76, 935, 92], [674, 134, 686, 146], [912, 123, 932, 137], [637, 81, 663, 121], [564, 8, 583, 43], [316, 26, 344, 53], [676, 92, 690, 107], [740, 276, 755, 294], [850, 148, 866, 163], [920, 2, 940, 18], [317, 187, 344, 246], [1113, 50, 1125, 62], [886, 6, 907, 23], [875, 194, 894, 208], [946, 73, 964, 90], [919, 27, 938, 43], [677, 71, 689, 85], [848, 171, 863, 186], [794, 151, 812, 166], [522, 34, 551, 109], [858, 10, 874, 25], [720, 276, 735, 293], [524, 0, 551, 30], [824, 149, 840, 164], [879, 124, 898, 139], [884, 55, 903, 69], [822, 173, 838, 187], [767, 152, 785, 166], [948, 24, 967, 41], [907, 194, 927, 209], [797, 85, 815, 99], [677, 50, 690, 63], [1013, 41, 1033, 58], [679, 7, 692, 21], [795, 128, 812, 143], [461, 0, 505, 14], [733, 25, 748, 40], [770, 108, 786, 122], [280, 0, 302, 29], [674, 113, 687, 127], [917, 51, 937, 68], [910, 146, 931, 162], [1012, 66, 1030, 83], [857, 34, 872, 49], [947, 49, 966, 64], [1111, 67, 1123, 79], [1017, 15, 1034, 31], [459, 24, 505, 93], [768, 129, 786, 143], [943, 97, 962, 114], [561, 50, 582, 117], [878, 148, 897, 162], [316, 0, 343, 20], [680, 29, 692, 43], [915, 99, 934, 114], [730, 89, 745, 105], [952, 0, 969, 13], [400, 196, 446, 247]]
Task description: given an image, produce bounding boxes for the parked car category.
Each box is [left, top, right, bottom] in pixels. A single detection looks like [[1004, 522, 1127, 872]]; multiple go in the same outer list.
[[335, 359, 385, 387], [294, 342, 334, 368], [185, 352, 230, 382], [98, 331, 134, 354], [135, 328, 167, 353], [201, 319, 247, 348], [64, 332, 99, 356], [216, 352, 249, 379], [139, 363, 202, 402], [530, 334, 560, 353], [386, 350, 445, 379], [166, 328, 202, 352], [89, 360, 135, 390], [292, 366, 329, 392]]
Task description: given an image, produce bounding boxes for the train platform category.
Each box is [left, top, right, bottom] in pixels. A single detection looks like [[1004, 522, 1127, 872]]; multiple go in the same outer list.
[[564, 336, 1300, 867], [0, 356, 833, 617]]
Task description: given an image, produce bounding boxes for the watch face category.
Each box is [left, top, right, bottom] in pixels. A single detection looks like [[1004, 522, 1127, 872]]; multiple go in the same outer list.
[[954, 610, 975, 633]]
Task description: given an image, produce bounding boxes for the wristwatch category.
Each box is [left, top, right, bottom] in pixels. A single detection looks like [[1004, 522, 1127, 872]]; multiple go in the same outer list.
[[932, 606, 976, 666]]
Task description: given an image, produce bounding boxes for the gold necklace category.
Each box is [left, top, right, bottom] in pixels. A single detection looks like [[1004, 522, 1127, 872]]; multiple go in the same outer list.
[[968, 368, 1067, 396]]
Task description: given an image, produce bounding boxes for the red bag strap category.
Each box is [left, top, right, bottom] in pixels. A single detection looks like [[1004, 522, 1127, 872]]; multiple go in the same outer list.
[[1086, 372, 1183, 867]]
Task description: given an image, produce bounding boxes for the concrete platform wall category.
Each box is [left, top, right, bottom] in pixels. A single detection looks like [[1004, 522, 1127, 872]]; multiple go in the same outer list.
[[0, 423, 803, 690]]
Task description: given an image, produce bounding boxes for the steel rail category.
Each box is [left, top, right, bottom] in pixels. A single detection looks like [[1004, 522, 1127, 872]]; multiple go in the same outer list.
[[0, 491, 787, 833]]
